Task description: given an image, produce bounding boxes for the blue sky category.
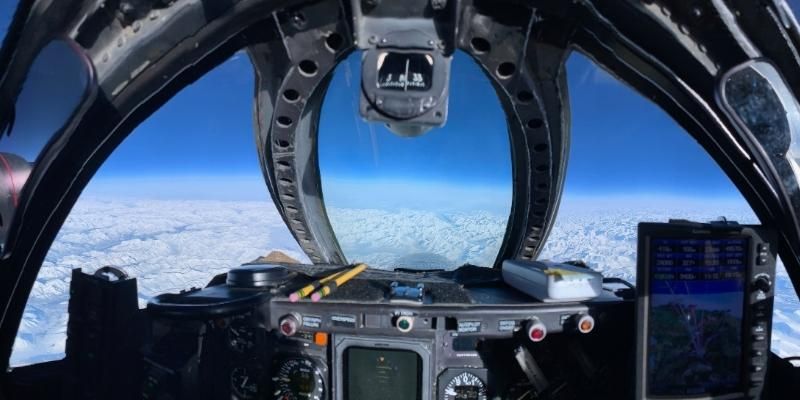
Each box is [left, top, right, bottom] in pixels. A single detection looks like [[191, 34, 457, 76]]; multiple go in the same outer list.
[[78, 49, 748, 211], [89, 48, 744, 205], [318, 51, 510, 185], [318, 50, 741, 197], [3, 3, 792, 207]]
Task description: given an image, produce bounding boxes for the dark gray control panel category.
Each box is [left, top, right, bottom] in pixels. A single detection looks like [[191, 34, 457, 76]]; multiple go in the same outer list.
[[144, 263, 633, 399]]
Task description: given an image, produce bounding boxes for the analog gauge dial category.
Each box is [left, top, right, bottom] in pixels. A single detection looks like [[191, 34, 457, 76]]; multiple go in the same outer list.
[[442, 371, 487, 400], [228, 315, 256, 353], [273, 358, 325, 400], [231, 366, 261, 400]]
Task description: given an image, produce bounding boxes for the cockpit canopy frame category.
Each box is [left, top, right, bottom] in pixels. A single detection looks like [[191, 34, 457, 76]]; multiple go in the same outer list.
[[0, 0, 799, 370]]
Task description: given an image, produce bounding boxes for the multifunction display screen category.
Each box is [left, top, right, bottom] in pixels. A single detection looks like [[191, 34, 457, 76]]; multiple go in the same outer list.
[[344, 347, 422, 400], [647, 237, 748, 396]]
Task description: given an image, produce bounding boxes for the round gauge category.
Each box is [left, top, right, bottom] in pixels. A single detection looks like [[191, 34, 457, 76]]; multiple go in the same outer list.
[[442, 371, 487, 400], [228, 315, 256, 353], [231, 366, 261, 399], [273, 358, 325, 400]]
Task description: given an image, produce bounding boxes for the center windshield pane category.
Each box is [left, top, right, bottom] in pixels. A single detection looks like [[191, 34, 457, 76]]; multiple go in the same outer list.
[[319, 51, 511, 270]]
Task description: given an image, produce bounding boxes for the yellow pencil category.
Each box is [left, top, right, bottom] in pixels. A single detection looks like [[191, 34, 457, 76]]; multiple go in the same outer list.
[[289, 269, 347, 302], [310, 263, 368, 302]]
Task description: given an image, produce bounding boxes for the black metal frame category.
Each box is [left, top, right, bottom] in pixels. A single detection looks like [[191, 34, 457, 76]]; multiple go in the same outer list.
[[251, 0, 569, 266], [0, 0, 798, 371]]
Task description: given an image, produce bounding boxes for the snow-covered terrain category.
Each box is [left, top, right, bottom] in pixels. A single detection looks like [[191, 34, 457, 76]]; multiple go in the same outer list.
[[328, 208, 507, 268], [9, 197, 800, 366], [11, 198, 307, 366]]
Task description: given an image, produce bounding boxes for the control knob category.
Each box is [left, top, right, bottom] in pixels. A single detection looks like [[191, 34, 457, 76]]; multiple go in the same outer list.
[[753, 274, 772, 293]]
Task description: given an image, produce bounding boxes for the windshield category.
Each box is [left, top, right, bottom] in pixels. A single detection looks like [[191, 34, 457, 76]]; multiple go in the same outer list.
[[319, 50, 512, 269]]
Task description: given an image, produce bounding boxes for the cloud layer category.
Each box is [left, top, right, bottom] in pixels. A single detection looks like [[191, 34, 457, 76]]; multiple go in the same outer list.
[[10, 197, 800, 366]]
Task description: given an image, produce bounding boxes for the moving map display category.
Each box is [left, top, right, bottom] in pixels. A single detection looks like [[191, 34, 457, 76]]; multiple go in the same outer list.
[[647, 237, 747, 396]]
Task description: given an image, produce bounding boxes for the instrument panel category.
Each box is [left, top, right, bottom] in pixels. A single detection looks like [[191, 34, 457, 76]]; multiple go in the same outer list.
[[74, 221, 776, 400], [143, 265, 634, 400], [142, 220, 778, 400]]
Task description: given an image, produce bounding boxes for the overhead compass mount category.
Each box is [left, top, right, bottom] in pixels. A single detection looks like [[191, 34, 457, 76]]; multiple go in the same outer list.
[[351, 0, 457, 136]]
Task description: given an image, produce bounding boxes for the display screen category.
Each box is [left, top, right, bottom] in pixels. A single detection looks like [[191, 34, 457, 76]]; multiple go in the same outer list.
[[376, 52, 433, 92], [344, 347, 422, 400], [647, 237, 748, 396], [454, 386, 481, 399], [289, 368, 314, 393]]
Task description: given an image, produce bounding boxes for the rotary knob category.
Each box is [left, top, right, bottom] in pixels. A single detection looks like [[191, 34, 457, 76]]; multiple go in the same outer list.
[[753, 275, 772, 293]]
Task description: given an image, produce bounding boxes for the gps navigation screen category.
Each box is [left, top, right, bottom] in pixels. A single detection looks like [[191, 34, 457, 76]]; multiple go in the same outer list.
[[647, 237, 748, 396]]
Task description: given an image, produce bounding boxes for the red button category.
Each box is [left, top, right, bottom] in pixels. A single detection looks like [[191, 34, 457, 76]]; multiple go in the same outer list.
[[279, 314, 299, 336], [526, 319, 547, 342]]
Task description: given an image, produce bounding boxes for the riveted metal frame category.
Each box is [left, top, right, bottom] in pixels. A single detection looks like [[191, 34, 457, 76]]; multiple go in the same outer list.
[[250, 0, 355, 265], [253, 0, 569, 266]]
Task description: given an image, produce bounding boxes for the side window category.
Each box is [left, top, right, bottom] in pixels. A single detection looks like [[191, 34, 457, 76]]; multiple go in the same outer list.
[[1, 3, 14, 42], [0, 40, 92, 246], [539, 53, 800, 357], [10, 53, 304, 366], [772, 260, 800, 357]]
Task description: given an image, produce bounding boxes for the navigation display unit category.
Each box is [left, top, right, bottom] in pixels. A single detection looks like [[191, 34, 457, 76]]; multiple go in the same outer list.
[[333, 335, 432, 400], [636, 221, 777, 400], [344, 347, 422, 400]]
